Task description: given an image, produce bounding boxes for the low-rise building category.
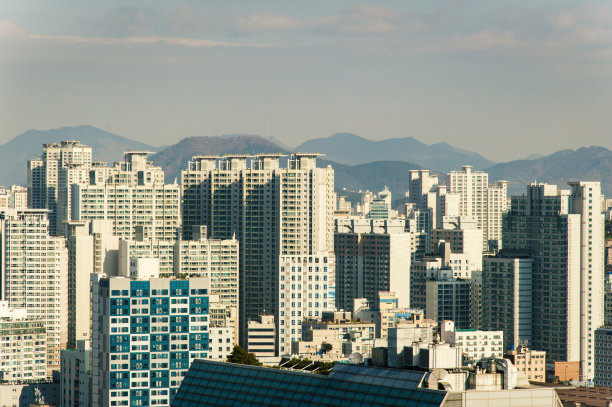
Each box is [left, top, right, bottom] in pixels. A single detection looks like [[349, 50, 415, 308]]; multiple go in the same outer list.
[[504, 346, 546, 383], [247, 315, 276, 358], [440, 320, 503, 362]]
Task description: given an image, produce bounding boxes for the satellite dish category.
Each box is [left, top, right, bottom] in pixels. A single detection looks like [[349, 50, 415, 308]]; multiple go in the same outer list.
[[349, 353, 363, 364]]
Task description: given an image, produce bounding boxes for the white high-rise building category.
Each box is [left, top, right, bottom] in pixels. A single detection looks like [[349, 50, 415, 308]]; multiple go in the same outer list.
[[503, 182, 604, 380], [446, 165, 507, 251], [0, 209, 68, 376], [180, 153, 335, 347], [277, 253, 335, 354], [27, 140, 92, 236], [0, 185, 28, 209], [72, 151, 181, 241]]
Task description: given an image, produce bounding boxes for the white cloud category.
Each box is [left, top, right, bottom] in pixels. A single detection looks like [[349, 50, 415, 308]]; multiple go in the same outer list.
[[236, 13, 303, 33], [0, 21, 265, 48], [0, 21, 26, 39]]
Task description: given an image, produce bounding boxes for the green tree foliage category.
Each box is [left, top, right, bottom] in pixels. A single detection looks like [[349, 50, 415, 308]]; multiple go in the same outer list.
[[227, 345, 262, 366]]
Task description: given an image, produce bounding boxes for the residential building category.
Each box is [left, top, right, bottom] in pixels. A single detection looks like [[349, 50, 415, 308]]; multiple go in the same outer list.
[[0, 302, 47, 383], [299, 316, 376, 358], [61, 340, 91, 407], [425, 271, 477, 329], [505, 346, 546, 383], [481, 254, 533, 349], [90, 274, 213, 407], [503, 182, 604, 380], [0, 185, 28, 209], [446, 165, 507, 250], [594, 326, 612, 387], [65, 220, 94, 349], [334, 218, 411, 311], [278, 253, 335, 354], [72, 151, 181, 241], [27, 140, 93, 236], [440, 320, 503, 362], [180, 153, 335, 347], [0, 208, 68, 376]]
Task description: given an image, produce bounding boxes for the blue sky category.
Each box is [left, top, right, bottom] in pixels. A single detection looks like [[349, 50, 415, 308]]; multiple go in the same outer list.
[[1, 1, 611, 161]]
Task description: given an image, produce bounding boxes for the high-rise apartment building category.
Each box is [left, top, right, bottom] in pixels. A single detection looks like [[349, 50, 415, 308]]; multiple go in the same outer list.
[[277, 253, 335, 354], [446, 165, 507, 250], [0, 302, 47, 383], [180, 153, 335, 347], [65, 221, 94, 349], [27, 141, 92, 236], [0, 208, 68, 376], [0, 185, 28, 209], [60, 340, 90, 407], [503, 182, 604, 380], [73, 151, 180, 241], [481, 254, 533, 350], [406, 170, 459, 243], [334, 218, 411, 312], [90, 275, 213, 407]]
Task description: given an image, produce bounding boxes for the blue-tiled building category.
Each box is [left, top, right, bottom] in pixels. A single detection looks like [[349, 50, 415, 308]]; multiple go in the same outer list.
[[91, 275, 211, 407], [172, 360, 447, 407]]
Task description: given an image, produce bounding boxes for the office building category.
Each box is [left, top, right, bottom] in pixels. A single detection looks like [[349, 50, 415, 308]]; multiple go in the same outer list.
[[90, 274, 213, 407], [334, 218, 411, 312], [175, 359, 563, 407], [247, 315, 276, 359], [180, 153, 335, 347], [0, 208, 68, 376], [0, 302, 47, 383], [503, 182, 604, 380]]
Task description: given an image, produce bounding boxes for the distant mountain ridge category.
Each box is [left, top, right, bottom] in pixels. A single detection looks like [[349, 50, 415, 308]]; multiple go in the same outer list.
[[150, 135, 287, 183], [0, 125, 155, 186], [485, 146, 612, 196], [295, 132, 495, 172], [1, 126, 611, 199]]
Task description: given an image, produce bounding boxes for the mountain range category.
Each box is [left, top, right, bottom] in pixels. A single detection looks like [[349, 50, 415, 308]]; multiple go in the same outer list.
[[0, 125, 154, 186], [3, 126, 612, 199], [295, 132, 495, 173]]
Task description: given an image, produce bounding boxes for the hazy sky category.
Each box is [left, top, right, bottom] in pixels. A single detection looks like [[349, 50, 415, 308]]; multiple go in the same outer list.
[[1, 1, 611, 162]]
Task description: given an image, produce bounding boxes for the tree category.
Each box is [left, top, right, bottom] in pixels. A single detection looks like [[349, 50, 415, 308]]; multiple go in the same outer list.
[[227, 345, 262, 366], [321, 342, 333, 354]]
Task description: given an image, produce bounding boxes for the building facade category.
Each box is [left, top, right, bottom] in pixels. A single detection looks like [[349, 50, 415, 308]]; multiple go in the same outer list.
[[503, 182, 604, 380], [0, 302, 47, 383], [334, 218, 411, 312], [0, 209, 68, 376], [90, 275, 212, 407], [180, 153, 335, 347]]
